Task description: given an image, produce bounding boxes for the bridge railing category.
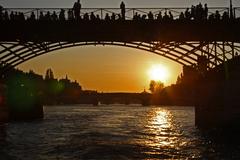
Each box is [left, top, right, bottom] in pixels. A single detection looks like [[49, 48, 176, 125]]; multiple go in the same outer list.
[[2, 7, 231, 21]]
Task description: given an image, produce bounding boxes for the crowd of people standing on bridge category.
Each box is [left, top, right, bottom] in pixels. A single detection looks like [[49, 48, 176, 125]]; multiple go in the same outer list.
[[179, 3, 230, 21], [0, 1, 235, 22], [0, 0, 126, 22], [133, 3, 230, 22]]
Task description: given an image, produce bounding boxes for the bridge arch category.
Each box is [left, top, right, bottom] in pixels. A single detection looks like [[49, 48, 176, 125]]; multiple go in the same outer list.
[[0, 41, 239, 73]]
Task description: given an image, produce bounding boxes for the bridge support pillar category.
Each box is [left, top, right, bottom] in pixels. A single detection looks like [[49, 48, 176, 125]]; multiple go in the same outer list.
[[0, 82, 44, 122], [0, 84, 8, 123], [0, 106, 9, 123], [195, 62, 240, 130]]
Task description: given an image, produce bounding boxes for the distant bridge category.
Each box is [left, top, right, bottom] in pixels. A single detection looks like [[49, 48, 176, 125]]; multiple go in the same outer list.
[[1, 7, 240, 73]]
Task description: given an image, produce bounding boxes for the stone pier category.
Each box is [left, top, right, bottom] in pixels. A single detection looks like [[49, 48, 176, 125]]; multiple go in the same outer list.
[[195, 57, 240, 129], [0, 82, 44, 122]]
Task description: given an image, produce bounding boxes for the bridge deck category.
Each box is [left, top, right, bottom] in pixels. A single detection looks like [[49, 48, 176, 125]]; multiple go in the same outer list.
[[1, 20, 240, 42]]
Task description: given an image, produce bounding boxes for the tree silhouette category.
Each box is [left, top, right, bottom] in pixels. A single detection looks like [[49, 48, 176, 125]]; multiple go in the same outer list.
[[149, 80, 164, 94]]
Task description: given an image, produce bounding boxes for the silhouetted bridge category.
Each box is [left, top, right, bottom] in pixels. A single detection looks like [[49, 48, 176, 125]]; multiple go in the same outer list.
[[2, 5, 240, 129], [1, 6, 240, 73]]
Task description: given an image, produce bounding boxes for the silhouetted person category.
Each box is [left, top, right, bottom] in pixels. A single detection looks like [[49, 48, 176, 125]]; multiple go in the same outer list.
[[133, 12, 140, 21], [208, 13, 214, 21], [215, 10, 220, 20], [83, 13, 89, 21], [96, 14, 100, 21], [222, 11, 229, 21], [169, 11, 173, 20], [45, 11, 51, 20], [196, 3, 203, 20], [120, 1, 125, 20], [148, 11, 154, 20], [185, 8, 191, 20], [59, 9, 65, 21], [111, 13, 116, 21], [105, 13, 110, 21], [136, 13, 141, 20], [117, 14, 121, 20], [163, 11, 169, 21], [142, 14, 146, 20], [204, 4, 208, 20], [157, 12, 162, 21], [10, 11, 14, 20], [90, 12, 96, 21], [73, 0, 81, 20], [4, 11, 9, 20], [179, 12, 185, 20], [191, 5, 196, 20], [68, 9, 74, 20], [52, 11, 58, 21], [39, 11, 44, 20], [30, 12, 36, 21]]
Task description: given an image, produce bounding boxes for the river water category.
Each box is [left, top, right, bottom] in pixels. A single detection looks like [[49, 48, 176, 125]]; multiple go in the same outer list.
[[0, 105, 240, 159]]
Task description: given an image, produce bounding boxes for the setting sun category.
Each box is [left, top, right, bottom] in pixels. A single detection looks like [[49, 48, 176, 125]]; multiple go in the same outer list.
[[148, 65, 168, 82]]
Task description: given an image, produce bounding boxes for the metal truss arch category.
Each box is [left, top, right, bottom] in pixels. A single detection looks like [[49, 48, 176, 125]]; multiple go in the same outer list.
[[0, 41, 239, 73]]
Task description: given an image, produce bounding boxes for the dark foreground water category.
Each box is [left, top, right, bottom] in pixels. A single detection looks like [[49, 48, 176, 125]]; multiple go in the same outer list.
[[0, 105, 240, 160]]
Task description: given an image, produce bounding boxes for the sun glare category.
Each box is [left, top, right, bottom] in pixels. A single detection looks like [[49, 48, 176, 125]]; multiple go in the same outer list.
[[148, 65, 168, 82]]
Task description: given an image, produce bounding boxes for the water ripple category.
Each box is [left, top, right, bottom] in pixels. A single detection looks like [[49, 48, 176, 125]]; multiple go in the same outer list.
[[0, 105, 239, 159]]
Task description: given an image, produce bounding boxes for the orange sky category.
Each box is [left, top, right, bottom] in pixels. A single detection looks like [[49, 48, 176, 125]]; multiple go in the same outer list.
[[6, 0, 237, 92], [18, 46, 182, 92]]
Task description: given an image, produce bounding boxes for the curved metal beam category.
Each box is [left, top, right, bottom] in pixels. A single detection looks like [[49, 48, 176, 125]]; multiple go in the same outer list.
[[1, 41, 194, 66], [150, 41, 222, 67], [0, 41, 206, 66], [151, 42, 198, 63], [0, 41, 238, 74], [2, 41, 195, 69], [6, 41, 192, 69]]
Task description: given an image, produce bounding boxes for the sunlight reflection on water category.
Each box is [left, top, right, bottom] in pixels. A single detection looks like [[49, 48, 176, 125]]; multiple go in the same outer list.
[[0, 105, 239, 160], [143, 109, 178, 149]]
